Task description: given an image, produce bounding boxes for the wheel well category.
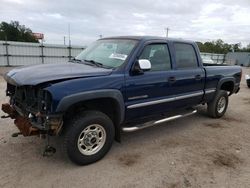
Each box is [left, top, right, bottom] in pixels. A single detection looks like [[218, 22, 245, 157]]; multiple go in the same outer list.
[[220, 81, 234, 93], [63, 98, 122, 141]]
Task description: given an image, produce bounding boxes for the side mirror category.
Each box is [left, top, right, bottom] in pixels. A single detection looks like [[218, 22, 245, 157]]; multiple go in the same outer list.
[[138, 59, 151, 71]]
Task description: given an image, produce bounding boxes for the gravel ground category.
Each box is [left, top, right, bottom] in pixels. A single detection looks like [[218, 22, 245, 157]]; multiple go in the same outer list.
[[0, 67, 250, 188]]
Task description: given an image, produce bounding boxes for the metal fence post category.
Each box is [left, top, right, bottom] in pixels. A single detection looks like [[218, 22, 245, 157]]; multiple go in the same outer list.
[[68, 45, 72, 60], [4, 40, 10, 66], [40, 40, 44, 64]]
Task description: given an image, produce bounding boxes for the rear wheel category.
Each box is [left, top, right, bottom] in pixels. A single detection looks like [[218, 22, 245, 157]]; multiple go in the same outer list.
[[63, 111, 114, 165], [207, 90, 228, 118]]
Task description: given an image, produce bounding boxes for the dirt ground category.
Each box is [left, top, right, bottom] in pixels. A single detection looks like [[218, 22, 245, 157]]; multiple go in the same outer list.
[[0, 67, 250, 188]]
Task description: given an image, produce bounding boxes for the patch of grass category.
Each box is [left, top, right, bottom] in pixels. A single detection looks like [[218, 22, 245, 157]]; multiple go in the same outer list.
[[222, 116, 243, 123], [212, 152, 242, 169], [242, 98, 250, 104], [203, 122, 225, 128], [118, 153, 141, 167]]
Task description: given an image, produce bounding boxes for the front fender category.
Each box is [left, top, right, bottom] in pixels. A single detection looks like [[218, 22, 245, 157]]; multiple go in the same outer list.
[[56, 89, 125, 124]]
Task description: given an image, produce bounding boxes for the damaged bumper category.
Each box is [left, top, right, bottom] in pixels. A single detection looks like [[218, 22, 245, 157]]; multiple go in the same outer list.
[[1, 103, 63, 137]]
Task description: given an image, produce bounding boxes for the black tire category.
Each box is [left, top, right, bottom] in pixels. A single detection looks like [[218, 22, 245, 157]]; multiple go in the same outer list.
[[207, 90, 228, 118], [247, 82, 250, 88], [63, 110, 115, 165]]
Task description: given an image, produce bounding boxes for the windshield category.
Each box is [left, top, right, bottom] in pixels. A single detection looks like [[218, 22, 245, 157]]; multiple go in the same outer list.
[[75, 39, 137, 68]]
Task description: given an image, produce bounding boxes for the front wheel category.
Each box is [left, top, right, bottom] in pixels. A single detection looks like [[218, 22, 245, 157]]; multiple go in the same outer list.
[[207, 90, 228, 118], [63, 111, 115, 165]]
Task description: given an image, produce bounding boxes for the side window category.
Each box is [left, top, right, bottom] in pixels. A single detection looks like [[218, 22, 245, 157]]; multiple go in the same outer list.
[[139, 44, 171, 71], [174, 43, 198, 69]]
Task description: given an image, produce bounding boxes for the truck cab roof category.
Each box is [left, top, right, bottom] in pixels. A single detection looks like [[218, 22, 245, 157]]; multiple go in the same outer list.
[[100, 36, 194, 44]]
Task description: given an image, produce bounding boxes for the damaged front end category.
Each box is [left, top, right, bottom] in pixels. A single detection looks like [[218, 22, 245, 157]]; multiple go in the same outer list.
[[2, 103, 39, 136], [1, 83, 63, 137]]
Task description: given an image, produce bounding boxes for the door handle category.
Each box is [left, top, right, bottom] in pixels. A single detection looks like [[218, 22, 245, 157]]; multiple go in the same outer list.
[[195, 75, 202, 80], [168, 76, 176, 83]]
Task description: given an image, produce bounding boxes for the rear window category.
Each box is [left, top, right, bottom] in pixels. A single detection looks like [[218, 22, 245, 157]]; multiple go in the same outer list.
[[174, 43, 198, 69]]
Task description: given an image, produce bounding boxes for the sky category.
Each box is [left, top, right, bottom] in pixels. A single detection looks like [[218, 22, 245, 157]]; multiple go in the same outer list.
[[1, 0, 250, 46]]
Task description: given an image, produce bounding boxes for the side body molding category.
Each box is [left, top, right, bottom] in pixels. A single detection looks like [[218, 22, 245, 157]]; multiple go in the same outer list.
[[56, 89, 125, 124]]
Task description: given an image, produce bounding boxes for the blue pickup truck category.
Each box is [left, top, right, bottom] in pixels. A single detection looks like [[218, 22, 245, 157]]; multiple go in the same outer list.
[[2, 36, 242, 165]]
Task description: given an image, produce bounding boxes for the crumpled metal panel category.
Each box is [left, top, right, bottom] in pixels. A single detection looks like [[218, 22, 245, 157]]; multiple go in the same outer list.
[[2, 103, 39, 136]]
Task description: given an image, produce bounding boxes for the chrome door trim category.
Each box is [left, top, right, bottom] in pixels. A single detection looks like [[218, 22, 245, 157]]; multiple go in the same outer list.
[[205, 88, 216, 94], [175, 91, 203, 100], [127, 91, 203, 109], [128, 95, 148, 100]]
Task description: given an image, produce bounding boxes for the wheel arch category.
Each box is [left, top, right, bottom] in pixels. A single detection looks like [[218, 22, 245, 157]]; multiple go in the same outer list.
[[217, 77, 235, 95], [56, 89, 125, 141]]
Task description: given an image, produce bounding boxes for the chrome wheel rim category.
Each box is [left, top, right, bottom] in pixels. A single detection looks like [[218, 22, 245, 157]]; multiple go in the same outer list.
[[77, 124, 106, 156], [217, 96, 226, 113]]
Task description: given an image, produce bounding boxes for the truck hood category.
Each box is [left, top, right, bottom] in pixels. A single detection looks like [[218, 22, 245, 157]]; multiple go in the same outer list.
[[4, 63, 112, 86]]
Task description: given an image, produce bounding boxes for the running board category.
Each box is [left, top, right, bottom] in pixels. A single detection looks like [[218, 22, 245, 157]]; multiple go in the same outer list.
[[122, 109, 197, 132]]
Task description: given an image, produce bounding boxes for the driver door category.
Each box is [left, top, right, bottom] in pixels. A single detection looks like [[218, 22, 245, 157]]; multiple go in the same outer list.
[[125, 43, 175, 121]]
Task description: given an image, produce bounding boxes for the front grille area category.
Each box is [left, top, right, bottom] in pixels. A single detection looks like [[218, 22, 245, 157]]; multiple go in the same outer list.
[[15, 86, 39, 115], [6, 83, 51, 116]]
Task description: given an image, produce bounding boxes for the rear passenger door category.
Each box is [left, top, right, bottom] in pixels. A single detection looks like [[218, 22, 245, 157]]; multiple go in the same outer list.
[[170, 42, 205, 108]]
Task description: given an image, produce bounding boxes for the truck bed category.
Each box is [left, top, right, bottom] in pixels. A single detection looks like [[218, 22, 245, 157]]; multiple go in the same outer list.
[[204, 65, 242, 91]]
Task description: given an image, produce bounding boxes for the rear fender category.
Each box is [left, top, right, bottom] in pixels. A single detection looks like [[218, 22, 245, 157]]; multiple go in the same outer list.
[[217, 77, 235, 95]]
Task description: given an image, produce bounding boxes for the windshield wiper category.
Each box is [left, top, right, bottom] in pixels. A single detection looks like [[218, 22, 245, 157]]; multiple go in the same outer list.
[[69, 58, 82, 63], [84, 59, 103, 67], [83, 59, 112, 69]]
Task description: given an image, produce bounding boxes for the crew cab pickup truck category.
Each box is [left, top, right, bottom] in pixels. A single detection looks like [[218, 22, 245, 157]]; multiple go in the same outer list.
[[2, 36, 242, 165]]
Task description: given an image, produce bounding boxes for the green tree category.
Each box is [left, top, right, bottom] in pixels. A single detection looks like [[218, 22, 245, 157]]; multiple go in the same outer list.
[[196, 40, 250, 54], [231, 43, 241, 52], [247, 43, 250, 49], [0, 21, 38, 42], [241, 43, 250, 52]]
